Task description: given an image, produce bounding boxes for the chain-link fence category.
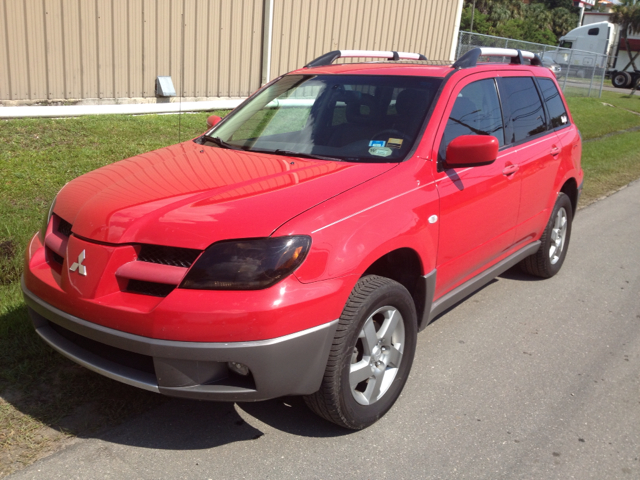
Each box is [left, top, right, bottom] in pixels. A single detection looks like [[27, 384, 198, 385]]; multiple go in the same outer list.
[[456, 31, 608, 98]]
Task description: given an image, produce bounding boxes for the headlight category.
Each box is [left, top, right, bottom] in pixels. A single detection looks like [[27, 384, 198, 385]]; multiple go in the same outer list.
[[180, 236, 311, 290], [39, 195, 57, 243]]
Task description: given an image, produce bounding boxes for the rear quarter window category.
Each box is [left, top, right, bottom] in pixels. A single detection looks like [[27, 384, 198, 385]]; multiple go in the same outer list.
[[538, 78, 569, 129]]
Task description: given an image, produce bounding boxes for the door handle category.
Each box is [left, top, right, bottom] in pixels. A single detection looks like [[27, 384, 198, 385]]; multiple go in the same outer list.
[[551, 145, 561, 156], [502, 164, 519, 176]]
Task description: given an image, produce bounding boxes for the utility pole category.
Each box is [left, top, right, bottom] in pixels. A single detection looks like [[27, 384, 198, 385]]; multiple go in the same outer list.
[[470, 0, 477, 33], [578, 0, 598, 27], [578, 4, 585, 27]]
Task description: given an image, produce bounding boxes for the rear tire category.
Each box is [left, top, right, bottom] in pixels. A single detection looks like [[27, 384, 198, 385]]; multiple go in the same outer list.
[[612, 71, 632, 88], [520, 193, 573, 278], [304, 275, 417, 430]]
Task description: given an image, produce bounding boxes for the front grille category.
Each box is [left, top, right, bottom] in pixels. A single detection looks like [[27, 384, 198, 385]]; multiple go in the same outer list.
[[138, 244, 201, 268], [127, 280, 176, 297], [57, 218, 72, 237], [48, 321, 156, 375], [50, 249, 64, 265]]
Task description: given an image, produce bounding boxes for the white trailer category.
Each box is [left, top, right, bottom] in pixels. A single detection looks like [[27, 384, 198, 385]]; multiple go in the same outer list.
[[551, 20, 640, 88]]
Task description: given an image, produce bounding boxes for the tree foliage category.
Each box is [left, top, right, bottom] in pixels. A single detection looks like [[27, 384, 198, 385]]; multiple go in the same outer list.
[[461, 0, 580, 45], [550, 8, 578, 40], [533, 0, 575, 10], [609, 0, 640, 37]]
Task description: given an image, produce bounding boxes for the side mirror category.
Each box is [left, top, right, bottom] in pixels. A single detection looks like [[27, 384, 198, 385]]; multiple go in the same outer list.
[[207, 115, 222, 128], [444, 135, 499, 169]]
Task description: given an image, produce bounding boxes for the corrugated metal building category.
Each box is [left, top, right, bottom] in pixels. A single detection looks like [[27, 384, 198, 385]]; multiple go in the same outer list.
[[0, 0, 463, 105]]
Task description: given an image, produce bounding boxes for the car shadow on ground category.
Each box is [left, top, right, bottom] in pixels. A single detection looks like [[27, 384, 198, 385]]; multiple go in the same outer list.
[[498, 264, 547, 282], [4, 385, 349, 470], [94, 398, 265, 450], [93, 394, 350, 452], [237, 395, 351, 437]]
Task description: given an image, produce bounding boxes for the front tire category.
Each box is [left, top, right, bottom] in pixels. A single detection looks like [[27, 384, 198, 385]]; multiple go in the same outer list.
[[520, 192, 573, 278], [304, 275, 417, 430]]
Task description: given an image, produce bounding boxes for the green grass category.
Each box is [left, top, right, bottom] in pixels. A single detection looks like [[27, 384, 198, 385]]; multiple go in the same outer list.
[[566, 93, 640, 140], [579, 130, 640, 203], [566, 93, 640, 205], [1, 95, 640, 475], [0, 111, 225, 476], [599, 89, 640, 114]]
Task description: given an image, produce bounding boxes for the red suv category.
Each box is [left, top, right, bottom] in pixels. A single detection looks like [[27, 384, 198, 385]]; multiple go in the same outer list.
[[23, 48, 583, 429]]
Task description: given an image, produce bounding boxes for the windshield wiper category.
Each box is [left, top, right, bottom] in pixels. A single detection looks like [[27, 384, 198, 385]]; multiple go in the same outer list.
[[272, 149, 341, 161], [201, 134, 244, 150]]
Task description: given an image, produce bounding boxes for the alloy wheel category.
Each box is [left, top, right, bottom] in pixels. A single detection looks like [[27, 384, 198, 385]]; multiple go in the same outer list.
[[349, 306, 405, 405]]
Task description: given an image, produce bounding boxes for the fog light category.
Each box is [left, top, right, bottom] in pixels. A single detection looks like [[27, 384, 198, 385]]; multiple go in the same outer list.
[[228, 361, 250, 376]]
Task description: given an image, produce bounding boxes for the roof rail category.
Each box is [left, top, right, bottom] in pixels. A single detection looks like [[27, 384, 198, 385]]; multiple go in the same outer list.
[[305, 50, 428, 68], [453, 47, 543, 69]]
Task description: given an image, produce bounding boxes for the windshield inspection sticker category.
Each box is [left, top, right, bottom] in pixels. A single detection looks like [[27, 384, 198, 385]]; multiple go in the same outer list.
[[387, 138, 403, 149], [369, 140, 386, 147], [369, 146, 392, 157]]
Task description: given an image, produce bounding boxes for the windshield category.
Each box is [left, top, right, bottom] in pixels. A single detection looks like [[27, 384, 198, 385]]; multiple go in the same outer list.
[[202, 74, 442, 163]]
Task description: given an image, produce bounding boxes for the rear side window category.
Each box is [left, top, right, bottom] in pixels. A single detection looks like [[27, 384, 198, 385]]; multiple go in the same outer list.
[[538, 78, 569, 129], [500, 77, 546, 144], [438, 78, 505, 161], [588, 28, 599, 36]]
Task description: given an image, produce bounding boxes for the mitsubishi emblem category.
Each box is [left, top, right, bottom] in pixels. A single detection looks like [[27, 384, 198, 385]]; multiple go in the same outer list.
[[69, 250, 87, 276]]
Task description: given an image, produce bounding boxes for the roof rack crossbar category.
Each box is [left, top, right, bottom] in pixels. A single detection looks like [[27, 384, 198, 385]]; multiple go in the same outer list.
[[305, 49, 428, 68], [453, 47, 542, 69]]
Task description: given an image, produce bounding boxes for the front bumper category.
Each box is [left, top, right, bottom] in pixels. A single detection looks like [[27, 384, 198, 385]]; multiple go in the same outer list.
[[23, 278, 338, 401]]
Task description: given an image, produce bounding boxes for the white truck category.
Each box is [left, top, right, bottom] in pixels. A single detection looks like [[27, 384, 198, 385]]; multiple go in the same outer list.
[[550, 18, 640, 88]]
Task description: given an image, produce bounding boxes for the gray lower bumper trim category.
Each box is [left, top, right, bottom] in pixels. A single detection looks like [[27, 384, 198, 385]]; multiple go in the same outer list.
[[36, 323, 160, 393], [22, 277, 338, 401]]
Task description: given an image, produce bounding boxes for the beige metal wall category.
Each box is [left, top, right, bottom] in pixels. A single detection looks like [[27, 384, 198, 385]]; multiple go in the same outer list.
[[0, 0, 462, 104], [269, 0, 462, 80], [0, 0, 264, 102]]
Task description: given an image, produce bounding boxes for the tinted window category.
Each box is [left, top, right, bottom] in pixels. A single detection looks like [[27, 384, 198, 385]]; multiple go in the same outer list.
[[538, 78, 569, 129], [500, 77, 546, 144], [588, 28, 599, 36], [439, 78, 505, 160]]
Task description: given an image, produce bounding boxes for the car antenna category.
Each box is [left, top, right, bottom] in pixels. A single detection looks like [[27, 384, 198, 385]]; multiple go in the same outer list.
[[178, 9, 185, 143]]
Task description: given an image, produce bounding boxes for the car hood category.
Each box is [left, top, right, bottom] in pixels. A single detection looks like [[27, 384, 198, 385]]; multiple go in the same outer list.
[[54, 141, 395, 249]]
